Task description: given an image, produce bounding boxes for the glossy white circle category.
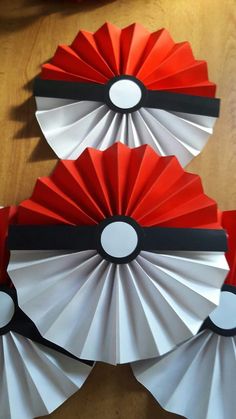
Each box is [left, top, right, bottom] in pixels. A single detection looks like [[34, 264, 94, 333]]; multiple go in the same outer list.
[[0, 291, 15, 328], [209, 291, 236, 330], [109, 79, 142, 109], [100, 221, 138, 258]]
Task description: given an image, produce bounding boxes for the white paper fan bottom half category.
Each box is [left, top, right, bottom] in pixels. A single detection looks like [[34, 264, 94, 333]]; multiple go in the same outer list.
[[0, 332, 93, 419], [35, 97, 216, 166], [132, 329, 236, 419], [8, 249, 228, 365]]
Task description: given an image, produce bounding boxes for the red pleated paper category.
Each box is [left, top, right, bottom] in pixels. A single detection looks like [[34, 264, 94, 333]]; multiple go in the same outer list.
[[41, 23, 216, 97], [17, 143, 220, 229]]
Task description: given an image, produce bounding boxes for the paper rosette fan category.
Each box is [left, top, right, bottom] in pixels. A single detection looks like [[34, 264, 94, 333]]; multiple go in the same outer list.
[[131, 210, 236, 419], [34, 23, 220, 166], [8, 143, 228, 365], [0, 207, 93, 419]]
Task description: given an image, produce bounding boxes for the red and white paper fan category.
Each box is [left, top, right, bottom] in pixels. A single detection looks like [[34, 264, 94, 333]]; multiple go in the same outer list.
[[34, 23, 220, 166], [131, 210, 236, 419], [0, 207, 94, 419], [8, 143, 228, 365]]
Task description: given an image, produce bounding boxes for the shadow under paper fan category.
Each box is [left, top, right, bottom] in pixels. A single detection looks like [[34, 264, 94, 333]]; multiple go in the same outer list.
[[9, 95, 40, 139], [38, 363, 185, 419], [0, 0, 116, 35], [8, 90, 57, 162]]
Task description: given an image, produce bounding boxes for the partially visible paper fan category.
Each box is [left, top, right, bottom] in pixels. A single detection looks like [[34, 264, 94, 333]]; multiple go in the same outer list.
[[8, 143, 228, 364], [0, 206, 17, 285], [0, 331, 92, 419], [131, 209, 236, 419], [221, 210, 236, 286], [34, 23, 220, 165], [132, 280, 236, 419], [0, 207, 94, 419], [132, 328, 236, 419]]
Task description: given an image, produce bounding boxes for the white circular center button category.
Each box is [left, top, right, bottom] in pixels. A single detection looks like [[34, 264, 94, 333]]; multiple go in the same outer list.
[[109, 79, 142, 109], [0, 291, 15, 328], [101, 221, 138, 258], [209, 291, 236, 330]]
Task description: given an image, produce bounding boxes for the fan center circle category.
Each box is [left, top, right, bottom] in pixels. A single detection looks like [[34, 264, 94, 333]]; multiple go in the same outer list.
[[0, 291, 15, 328], [100, 221, 138, 258], [209, 291, 236, 330], [109, 79, 142, 110]]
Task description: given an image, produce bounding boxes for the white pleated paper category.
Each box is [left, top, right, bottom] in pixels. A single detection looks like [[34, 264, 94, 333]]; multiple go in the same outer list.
[[35, 97, 216, 166], [132, 329, 236, 419], [8, 249, 228, 365], [0, 331, 93, 419]]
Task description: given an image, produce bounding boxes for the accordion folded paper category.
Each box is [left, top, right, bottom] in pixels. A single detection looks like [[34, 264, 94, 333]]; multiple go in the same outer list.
[[34, 23, 220, 166], [131, 210, 236, 419], [0, 288, 94, 419], [8, 143, 228, 364], [0, 208, 93, 419]]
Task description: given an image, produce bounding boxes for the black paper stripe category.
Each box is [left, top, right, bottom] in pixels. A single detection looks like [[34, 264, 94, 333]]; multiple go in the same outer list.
[[147, 89, 220, 117], [34, 78, 105, 102], [34, 77, 220, 117], [141, 227, 227, 252], [8, 225, 227, 252], [0, 286, 94, 365], [8, 225, 98, 251]]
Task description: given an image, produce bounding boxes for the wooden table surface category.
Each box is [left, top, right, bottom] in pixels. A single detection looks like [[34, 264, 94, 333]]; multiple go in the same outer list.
[[0, 0, 236, 418]]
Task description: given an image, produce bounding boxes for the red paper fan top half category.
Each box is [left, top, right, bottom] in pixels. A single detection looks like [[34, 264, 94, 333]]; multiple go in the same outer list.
[[221, 211, 236, 286], [0, 207, 17, 286], [17, 143, 221, 230], [40, 22, 216, 97]]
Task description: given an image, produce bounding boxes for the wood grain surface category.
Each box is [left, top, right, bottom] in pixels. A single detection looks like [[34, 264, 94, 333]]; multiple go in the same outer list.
[[0, 0, 235, 418]]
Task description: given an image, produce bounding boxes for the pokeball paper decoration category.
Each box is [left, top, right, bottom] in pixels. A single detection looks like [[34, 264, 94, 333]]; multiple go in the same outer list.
[[131, 210, 236, 419], [34, 23, 220, 166], [0, 208, 94, 419], [7, 143, 228, 365]]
